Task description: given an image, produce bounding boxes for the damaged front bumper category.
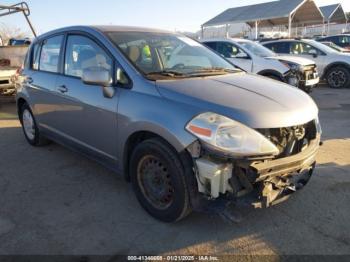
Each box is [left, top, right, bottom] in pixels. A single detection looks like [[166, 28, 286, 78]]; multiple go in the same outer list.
[[190, 135, 321, 210]]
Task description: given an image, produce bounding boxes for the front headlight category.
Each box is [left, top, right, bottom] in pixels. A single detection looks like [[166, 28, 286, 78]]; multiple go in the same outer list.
[[281, 61, 301, 72], [186, 113, 279, 157]]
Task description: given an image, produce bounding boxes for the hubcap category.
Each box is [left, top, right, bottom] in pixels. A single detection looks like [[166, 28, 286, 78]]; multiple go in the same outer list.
[[22, 109, 35, 140], [137, 155, 174, 210], [329, 70, 346, 88]]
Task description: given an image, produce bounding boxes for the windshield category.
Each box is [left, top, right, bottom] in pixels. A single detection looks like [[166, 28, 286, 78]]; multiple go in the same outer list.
[[306, 40, 337, 53], [322, 42, 344, 52], [107, 31, 239, 79], [237, 41, 276, 57]]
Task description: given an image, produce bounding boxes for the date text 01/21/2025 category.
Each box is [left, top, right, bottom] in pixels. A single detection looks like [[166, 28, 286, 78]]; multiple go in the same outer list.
[[127, 256, 219, 261]]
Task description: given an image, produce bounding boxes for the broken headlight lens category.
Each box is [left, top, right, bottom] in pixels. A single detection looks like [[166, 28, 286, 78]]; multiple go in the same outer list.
[[186, 112, 279, 157]]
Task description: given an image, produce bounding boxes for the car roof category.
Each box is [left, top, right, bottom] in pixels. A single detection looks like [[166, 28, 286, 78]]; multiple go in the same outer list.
[[34, 25, 175, 42], [262, 39, 313, 44], [91, 25, 173, 34], [201, 38, 251, 43]]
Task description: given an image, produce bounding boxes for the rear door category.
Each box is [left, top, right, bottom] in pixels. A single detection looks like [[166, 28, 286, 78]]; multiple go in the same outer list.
[[53, 34, 119, 160], [24, 35, 64, 130]]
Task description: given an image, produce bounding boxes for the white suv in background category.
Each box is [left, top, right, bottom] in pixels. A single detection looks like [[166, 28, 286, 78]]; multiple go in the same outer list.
[[262, 39, 350, 89], [201, 38, 319, 93]]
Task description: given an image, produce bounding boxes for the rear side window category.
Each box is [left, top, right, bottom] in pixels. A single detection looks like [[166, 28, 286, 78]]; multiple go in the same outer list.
[[204, 42, 217, 50], [64, 35, 112, 78], [324, 36, 339, 44], [264, 42, 289, 54], [39, 35, 63, 73]]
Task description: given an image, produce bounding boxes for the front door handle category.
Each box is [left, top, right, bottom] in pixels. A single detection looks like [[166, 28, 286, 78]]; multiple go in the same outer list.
[[58, 85, 68, 93]]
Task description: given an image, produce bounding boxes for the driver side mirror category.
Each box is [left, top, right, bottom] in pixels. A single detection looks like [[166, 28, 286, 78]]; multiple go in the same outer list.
[[82, 68, 115, 98], [235, 52, 250, 59], [308, 49, 318, 58]]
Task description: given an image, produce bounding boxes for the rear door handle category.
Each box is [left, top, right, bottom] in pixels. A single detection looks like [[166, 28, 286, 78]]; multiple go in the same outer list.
[[58, 85, 68, 93]]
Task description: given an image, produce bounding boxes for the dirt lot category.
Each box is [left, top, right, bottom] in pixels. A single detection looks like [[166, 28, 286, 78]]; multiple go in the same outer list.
[[0, 87, 349, 256]]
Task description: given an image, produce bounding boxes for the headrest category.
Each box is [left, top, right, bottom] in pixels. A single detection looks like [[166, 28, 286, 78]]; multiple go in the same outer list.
[[128, 46, 140, 63]]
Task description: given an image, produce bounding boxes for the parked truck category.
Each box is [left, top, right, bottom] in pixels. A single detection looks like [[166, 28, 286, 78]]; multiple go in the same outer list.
[[0, 45, 28, 96], [0, 2, 36, 98]]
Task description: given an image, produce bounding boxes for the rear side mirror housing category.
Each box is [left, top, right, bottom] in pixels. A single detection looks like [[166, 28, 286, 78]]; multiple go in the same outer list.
[[82, 68, 115, 98], [235, 53, 250, 59]]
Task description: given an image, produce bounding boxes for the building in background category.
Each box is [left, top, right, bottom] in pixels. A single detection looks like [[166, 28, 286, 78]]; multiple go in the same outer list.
[[200, 0, 348, 40]]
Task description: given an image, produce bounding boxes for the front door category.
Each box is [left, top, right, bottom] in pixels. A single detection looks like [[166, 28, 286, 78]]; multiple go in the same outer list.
[[217, 42, 253, 72], [289, 41, 328, 76], [54, 34, 119, 160]]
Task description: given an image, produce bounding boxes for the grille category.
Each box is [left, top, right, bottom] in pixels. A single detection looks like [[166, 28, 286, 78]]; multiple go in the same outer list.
[[257, 120, 317, 158]]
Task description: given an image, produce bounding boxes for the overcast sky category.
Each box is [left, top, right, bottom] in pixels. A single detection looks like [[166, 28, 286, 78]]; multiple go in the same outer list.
[[0, 0, 348, 35]]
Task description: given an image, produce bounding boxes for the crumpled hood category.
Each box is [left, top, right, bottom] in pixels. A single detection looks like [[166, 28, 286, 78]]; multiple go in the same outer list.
[[156, 73, 319, 129], [267, 55, 316, 66]]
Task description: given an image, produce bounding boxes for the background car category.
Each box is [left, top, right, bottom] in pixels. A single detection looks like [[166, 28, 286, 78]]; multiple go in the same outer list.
[[262, 39, 350, 89], [201, 38, 319, 93], [316, 34, 350, 51], [320, 41, 350, 53]]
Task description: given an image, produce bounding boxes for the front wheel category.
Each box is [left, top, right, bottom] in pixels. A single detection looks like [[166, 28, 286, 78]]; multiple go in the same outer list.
[[129, 138, 192, 222], [301, 85, 313, 94], [326, 67, 350, 88]]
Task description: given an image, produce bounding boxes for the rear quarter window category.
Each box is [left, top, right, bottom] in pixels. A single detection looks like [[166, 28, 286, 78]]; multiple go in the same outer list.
[[203, 42, 217, 50], [31, 43, 41, 70]]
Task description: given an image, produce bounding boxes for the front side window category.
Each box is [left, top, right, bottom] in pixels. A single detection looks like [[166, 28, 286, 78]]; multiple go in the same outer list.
[[65, 35, 112, 78], [216, 42, 246, 58], [338, 36, 350, 47], [237, 41, 276, 57], [107, 31, 239, 80], [39, 35, 63, 73], [290, 42, 321, 55]]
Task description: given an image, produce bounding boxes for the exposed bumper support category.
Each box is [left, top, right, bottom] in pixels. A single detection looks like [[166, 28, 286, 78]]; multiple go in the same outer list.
[[192, 136, 320, 210]]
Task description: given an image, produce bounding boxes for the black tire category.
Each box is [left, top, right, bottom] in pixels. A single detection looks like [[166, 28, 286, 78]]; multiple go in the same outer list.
[[326, 66, 350, 89], [129, 138, 192, 222], [19, 103, 49, 146], [302, 85, 313, 94]]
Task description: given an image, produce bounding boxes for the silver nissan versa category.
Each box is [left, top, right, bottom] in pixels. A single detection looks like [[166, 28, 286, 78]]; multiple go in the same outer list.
[[17, 26, 322, 222]]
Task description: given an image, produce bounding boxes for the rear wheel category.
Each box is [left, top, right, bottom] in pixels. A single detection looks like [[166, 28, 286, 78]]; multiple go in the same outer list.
[[19, 103, 49, 146], [129, 138, 191, 222], [326, 66, 350, 88]]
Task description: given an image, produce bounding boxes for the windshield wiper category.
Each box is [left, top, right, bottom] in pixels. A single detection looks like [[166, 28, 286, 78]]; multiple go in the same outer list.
[[145, 70, 186, 77], [187, 67, 240, 76]]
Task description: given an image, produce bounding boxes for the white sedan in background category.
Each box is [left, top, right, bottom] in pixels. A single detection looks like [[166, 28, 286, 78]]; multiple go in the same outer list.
[[201, 38, 319, 93]]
